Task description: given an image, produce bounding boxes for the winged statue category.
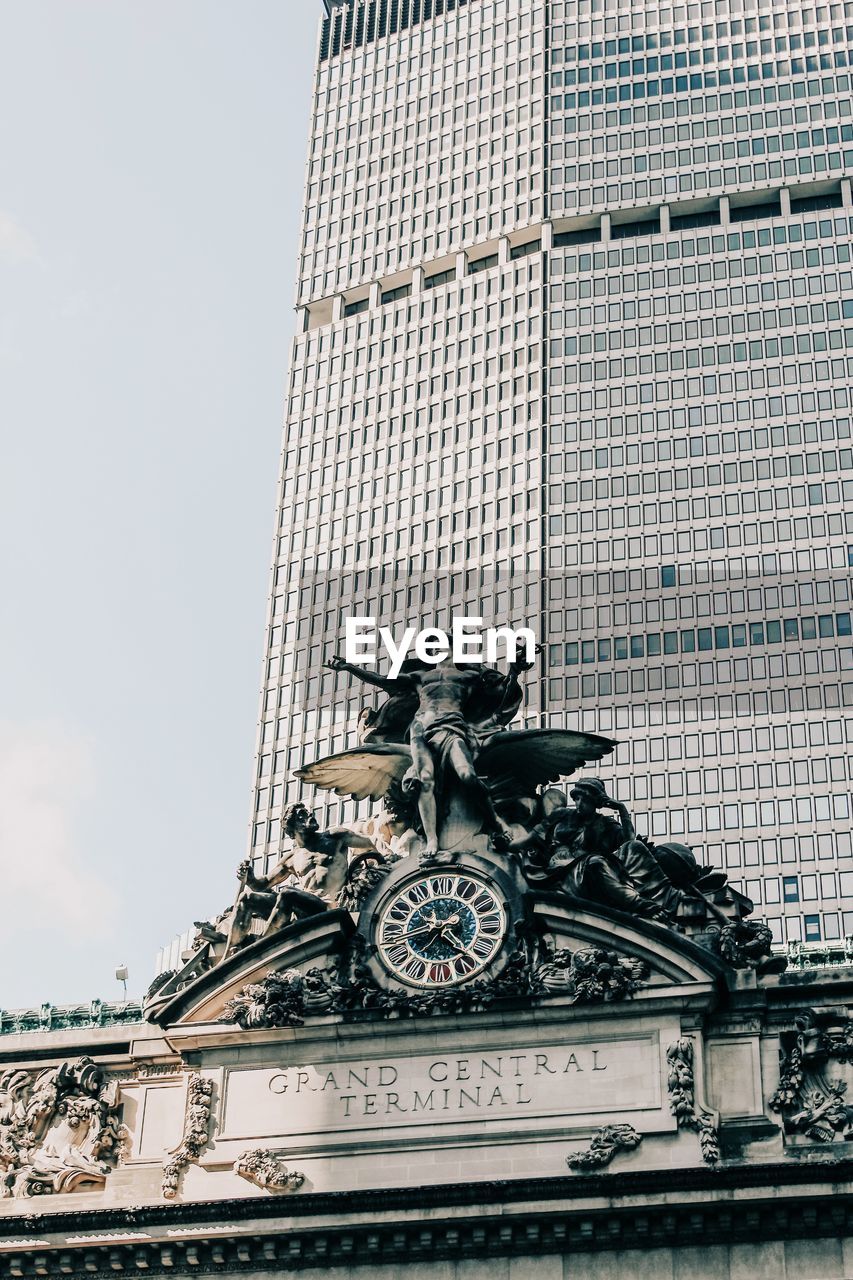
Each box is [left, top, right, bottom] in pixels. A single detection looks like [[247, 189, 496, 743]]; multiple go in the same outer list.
[[295, 649, 615, 856]]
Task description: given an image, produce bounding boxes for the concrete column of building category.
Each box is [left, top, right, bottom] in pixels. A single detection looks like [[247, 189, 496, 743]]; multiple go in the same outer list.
[[455, 251, 466, 281], [498, 237, 510, 265], [412, 266, 425, 296], [369, 280, 382, 307], [659, 205, 671, 235], [718, 195, 730, 226], [540, 221, 553, 251], [779, 187, 792, 217], [331, 295, 345, 323], [600, 212, 611, 243], [842, 178, 852, 210]]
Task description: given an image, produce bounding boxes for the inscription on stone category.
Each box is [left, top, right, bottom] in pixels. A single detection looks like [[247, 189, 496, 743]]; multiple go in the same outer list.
[[221, 1038, 660, 1141]]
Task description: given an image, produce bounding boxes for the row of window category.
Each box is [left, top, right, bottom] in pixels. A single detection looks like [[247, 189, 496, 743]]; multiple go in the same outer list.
[[560, 344, 853, 382], [555, 67, 851, 112], [554, 216, 853, 269], [553, 321, 851, 360], [560, 666, 853, 703], [620, 758, 853, 799], [555, 52, 853, 91], [573, 689, 849, 734], [659, 830, 850, 870], [557, 450, 853, 491], [762, 913, 847, 945], [551, 521, 851, 572], [558, 267, 850, 307], [553, 415, 852, 448], [555, 130, 851, 181], [560, 26, 853, 62], [629, 795, 852, 838], [558, 389, 852, 423], [555, 4, 853, 36], [562, 91, 846, 143], [562, 614, 852, 667]]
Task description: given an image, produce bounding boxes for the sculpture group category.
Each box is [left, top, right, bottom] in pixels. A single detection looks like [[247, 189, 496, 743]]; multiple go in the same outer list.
[[147, 639, 777, 991]]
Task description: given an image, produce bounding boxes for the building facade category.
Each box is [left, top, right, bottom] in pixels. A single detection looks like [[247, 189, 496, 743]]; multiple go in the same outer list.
[[251, 0, 853, 949]]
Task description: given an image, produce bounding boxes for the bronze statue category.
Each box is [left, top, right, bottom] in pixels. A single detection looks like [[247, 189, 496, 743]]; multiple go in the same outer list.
[[224, 805, 382, 953], [298, 649, 615, 857], [500, 778, 730, 925]]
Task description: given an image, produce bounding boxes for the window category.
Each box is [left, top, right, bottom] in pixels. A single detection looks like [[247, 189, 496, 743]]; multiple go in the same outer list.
[[804, 914, 821, 942], [380, 283, 412, 304], [783, 876, 800, 902], [424, 268, 455, 289], [467, 253, 499, 274], [510, 239, 541, 260]]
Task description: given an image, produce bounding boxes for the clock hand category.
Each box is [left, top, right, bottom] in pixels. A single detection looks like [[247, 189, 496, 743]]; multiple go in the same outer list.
[[441, 928, 469, 954], [405, 924, 440, 941]]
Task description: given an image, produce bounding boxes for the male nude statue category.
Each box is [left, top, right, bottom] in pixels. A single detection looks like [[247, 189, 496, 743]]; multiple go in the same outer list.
[[326, 654, 521, 856], [224, 804, 379, 953]]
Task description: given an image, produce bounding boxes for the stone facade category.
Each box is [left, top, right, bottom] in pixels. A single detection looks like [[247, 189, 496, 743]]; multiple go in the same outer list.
[[3, 888, 853, 1279]]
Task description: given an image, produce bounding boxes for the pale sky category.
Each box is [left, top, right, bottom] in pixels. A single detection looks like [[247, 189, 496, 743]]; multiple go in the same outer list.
[[0, 2, 319, 1008]]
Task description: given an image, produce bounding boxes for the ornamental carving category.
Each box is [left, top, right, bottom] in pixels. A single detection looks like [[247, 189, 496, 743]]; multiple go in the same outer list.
[[567, 1123, 643, 1171], [770, 1008, 853, 1142], [0, 1057, 126, 1199], [219, 932, 650, 1030], [666, 1039, 720, 1165], [162, 1074, 214, 1199], [534, 945, 648, 1003], [234, 1149, 304, 1193]]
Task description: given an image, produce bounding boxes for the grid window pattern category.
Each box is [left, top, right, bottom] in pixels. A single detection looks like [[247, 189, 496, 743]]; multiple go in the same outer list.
[[252, 0, 853, 953]]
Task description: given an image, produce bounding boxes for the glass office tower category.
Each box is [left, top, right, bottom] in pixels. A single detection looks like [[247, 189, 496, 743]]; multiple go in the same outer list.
[[251, 0, 853, 948]]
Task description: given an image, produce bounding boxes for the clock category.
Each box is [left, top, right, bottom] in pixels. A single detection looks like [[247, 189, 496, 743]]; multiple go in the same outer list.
[[376, 871, 507, 988]]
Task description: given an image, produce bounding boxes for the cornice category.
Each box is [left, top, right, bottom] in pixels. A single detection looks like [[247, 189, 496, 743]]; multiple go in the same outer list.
[[2, 1162, 853, 1274]]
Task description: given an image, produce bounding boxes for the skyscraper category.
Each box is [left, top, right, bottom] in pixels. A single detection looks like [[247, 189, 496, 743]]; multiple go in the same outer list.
[[251, 0, 853, 950]]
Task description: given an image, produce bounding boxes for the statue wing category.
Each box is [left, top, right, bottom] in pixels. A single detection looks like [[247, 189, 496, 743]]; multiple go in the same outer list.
[[477, 729, 616, 799], [294, 744, 412, 802]]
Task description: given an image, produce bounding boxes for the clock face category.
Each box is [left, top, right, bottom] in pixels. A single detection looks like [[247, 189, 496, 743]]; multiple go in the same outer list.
[[376, 872, 507, 988]]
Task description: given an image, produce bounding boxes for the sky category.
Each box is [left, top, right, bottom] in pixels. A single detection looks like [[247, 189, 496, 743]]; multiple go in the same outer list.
[[0, 2, 319, 1008]]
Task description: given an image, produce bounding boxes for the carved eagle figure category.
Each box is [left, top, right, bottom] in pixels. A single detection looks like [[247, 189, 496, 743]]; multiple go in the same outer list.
[[294, 729, 616, 804]]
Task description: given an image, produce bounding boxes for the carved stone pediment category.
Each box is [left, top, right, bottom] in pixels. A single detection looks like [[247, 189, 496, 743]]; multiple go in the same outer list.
[[145, 911, 355, 1028], [145, 862, 726, 1037], [532, 897, 727, 994]]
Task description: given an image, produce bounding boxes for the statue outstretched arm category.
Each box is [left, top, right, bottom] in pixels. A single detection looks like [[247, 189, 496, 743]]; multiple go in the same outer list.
[[325, 655, 410, 693], [326, 826, 380, 852]]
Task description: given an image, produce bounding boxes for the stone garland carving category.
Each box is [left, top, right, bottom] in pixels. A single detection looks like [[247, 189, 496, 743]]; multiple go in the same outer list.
[[666, 1039, 720, 1165], [161, 1074, 214, 1199], [770, 1008, 853, 1142], [706, 919, 778, 971], [566, 1123, 643, 1171], [220, 938, 650, 1031], [535, 946, 649, 1003], [0, 1057, 126, 1199], [234, 1149, 304, 1193]]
